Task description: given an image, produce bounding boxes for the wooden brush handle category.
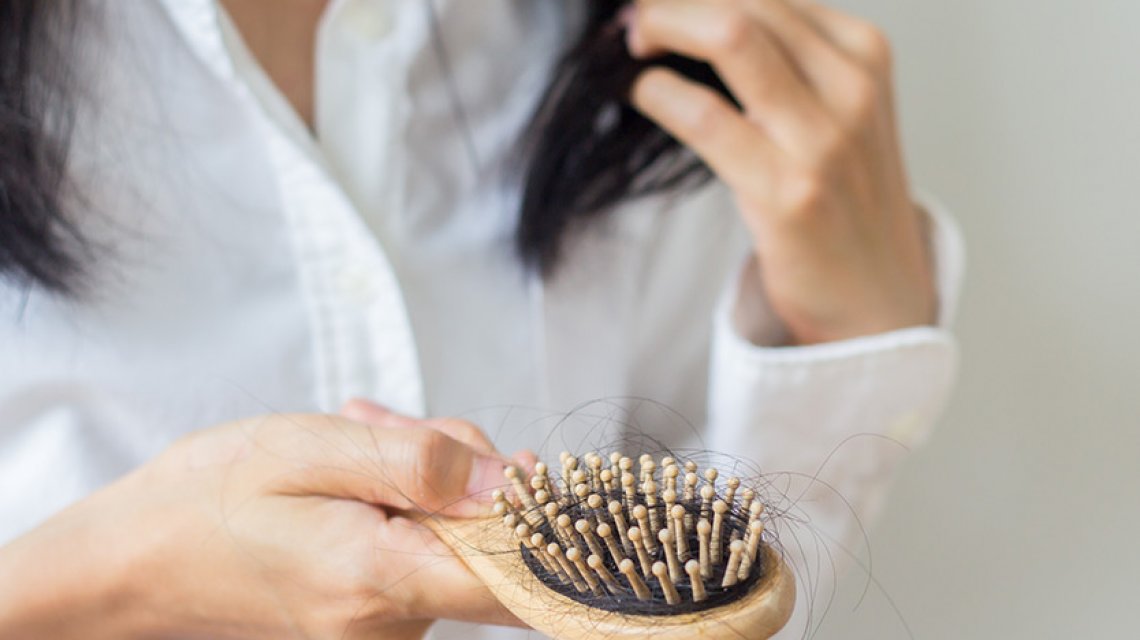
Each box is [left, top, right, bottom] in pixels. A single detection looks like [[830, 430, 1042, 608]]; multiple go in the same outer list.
[[422, 514, 795, 639]]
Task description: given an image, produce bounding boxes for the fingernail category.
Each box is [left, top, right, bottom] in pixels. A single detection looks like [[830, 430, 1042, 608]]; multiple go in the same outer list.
[[617, 4, 637, 29], [620, 6, 647, 57], [466, 455, 508, 506], [511, 450, 538, 474]]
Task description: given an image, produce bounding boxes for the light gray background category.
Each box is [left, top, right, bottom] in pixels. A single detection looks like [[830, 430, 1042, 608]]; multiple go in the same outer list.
[[811, 0, 1140, 638]]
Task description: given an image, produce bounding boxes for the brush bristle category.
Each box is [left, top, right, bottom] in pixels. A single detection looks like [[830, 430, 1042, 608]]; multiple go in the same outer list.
[[497, 452, 769, 614]]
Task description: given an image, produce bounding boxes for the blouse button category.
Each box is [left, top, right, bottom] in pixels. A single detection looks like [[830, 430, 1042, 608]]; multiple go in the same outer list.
[[341, 1, 393, 42], [887, 411, 924, 442], [336, 265, 376, 301]]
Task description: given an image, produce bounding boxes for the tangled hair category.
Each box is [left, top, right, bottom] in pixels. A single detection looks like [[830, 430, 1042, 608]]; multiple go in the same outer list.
[[407, 400, 839, 639], [169, 398, 915, 639], [504, 451, 772, 616], [430, 399, 916, 639], [0, 1, 735, 293]]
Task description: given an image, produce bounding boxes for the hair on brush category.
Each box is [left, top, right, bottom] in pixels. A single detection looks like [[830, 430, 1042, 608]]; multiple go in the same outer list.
[[421, 449, 795, 639]]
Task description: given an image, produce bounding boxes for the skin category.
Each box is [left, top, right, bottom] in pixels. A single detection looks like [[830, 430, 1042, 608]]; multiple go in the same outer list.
[[0, 405, 528, 638], [222, 0, 935, 342], [221, 0, 326, 129], [0, 0, 936, 637], [626, 0, 936, 345]]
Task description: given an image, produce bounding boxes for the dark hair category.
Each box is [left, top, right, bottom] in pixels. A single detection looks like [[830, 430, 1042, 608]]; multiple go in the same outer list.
[[0, 1, 729, 292], [0, 1, 88, 293], [516, 1, 729, 276]]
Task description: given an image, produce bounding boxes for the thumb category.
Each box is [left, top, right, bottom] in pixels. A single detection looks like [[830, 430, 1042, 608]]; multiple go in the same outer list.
[[340, 399, 502, 457], [247, 414, 510, 518]]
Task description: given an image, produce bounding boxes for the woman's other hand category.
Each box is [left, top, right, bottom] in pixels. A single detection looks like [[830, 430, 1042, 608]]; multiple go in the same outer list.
[[0, 406, 522, 639], [628, 0, 936, 345]]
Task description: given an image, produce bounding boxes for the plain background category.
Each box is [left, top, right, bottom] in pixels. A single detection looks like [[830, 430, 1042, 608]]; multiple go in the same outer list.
[[809, 0, 1140, 638]]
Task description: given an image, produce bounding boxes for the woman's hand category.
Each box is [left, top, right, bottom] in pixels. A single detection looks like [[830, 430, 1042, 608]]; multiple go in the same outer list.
[[0, 404, 524, 639], [627, 0, 936, 345]]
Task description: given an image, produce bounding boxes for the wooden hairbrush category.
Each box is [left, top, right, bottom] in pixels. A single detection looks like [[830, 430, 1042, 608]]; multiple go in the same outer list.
[[424, 452, 795, 639]]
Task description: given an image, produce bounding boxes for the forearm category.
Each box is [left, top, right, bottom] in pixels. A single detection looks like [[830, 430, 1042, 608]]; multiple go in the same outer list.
[[705, 194, 963, 547], [0, 490, 143, 639]]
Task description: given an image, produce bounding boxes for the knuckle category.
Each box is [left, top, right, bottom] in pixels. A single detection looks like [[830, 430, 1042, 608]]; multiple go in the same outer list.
[[438, 418, 483, 444], [840, 71, 879, 124], [686, 92, 726, 137], [855, 23, 893, 69], [812, 122, 853, 169], [710, 11, 757, 55], [779, 169, 827, 218], [403, 429, 456, 499], [410, 428, 452, 469]]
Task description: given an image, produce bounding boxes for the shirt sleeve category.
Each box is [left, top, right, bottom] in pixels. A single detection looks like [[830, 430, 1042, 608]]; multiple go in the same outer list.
[[703, 194, 964, 632]]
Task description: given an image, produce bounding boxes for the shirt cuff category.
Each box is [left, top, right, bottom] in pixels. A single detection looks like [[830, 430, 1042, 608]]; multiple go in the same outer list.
[[703, 192, 964, 576], [723, 190, 965, 353], [706, 190, 963, 447]]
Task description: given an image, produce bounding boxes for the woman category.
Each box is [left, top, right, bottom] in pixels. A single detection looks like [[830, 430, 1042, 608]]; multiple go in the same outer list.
[[0, 0, 961, 638]]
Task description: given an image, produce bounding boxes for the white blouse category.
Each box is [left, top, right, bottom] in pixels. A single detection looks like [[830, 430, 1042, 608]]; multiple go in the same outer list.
[[0, 1, 963, 638]]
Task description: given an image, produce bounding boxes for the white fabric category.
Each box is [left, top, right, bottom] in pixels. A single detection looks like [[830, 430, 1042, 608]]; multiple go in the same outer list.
[[0, 1, 963, 638]]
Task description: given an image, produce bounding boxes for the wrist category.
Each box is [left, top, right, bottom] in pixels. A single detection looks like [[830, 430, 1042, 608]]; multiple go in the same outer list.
[[0, 485, 148, 638], [739, 251, 937, 347], [731, 254, 793, 348]]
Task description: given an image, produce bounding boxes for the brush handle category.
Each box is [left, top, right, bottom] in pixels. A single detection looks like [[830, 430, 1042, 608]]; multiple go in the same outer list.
[[422, 515, 795, 639]]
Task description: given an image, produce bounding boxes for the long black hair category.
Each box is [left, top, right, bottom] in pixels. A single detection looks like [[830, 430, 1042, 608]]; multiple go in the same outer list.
[[0, 1, 729, 293], [0, 1, 87, 293], [516, 1, 729, 276]]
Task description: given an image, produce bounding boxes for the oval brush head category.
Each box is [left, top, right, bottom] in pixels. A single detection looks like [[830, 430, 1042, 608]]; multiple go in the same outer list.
[[424, 452, 795, 639]]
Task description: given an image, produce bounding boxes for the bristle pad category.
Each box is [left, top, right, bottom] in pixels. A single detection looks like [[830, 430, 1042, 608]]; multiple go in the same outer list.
[[503, 453, 766, 615]]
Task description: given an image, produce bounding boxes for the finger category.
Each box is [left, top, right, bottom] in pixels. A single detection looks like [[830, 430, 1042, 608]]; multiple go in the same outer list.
[[636, 0, 856, 99], [337, 403, 513, 504], [511, 449, 539, 475], [626, 0, 675, 58], [729, 0, 873, 114], [796, 1, 894, 74], [341, 398, 405, 425], [630, 0, 812, 110], [629, 0, 837, 158], [631, 66, 784, 207], [421, 418, 500, 457], [377, 515, 525, 628], [341, 399, 502, 458], [790, 2, 903, 162], [242, 414, 510, 518]]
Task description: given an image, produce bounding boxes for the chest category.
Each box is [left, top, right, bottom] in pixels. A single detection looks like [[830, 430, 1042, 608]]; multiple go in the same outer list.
[[10, 0, 749, 446]]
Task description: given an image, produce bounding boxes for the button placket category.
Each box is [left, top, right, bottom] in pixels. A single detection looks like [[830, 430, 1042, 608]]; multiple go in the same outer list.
[[340, 0, 393, 41], [233, 94, 424, 415], [334, 262, 378, 302]]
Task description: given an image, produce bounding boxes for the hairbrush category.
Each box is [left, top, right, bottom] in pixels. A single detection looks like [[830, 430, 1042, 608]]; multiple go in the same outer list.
[[424, 451, 794, 639]]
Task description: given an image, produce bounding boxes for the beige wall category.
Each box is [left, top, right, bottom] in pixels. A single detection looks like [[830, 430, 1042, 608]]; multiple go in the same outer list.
[[812, 0, 1140, 637]]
